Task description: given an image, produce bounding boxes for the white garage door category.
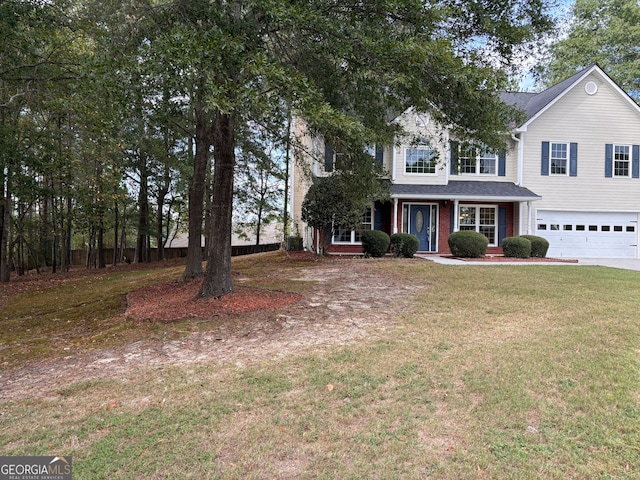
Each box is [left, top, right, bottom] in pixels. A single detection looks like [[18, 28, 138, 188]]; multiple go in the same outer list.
[[535, 211, 638, 258]]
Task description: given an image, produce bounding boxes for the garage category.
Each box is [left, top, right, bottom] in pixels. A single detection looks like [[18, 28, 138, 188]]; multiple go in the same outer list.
[[535, 211, 638, 258]]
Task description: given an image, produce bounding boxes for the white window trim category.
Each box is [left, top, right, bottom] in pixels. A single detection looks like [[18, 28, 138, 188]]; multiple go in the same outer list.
[[459, 144, 498, 176], [613, 144, 631, 178], [404, 146, 437, 176], [458, 204, 498, 246], [549, 141, 569, 176], [332, 206, 373, 244]]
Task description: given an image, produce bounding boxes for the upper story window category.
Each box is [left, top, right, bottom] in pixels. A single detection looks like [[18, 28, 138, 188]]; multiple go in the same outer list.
[[550, 142, 568, 175], [614, 145, 630, 177], [324, 144, 345, 173], [542, 141, 577, 177], [605, 143, 637, 179], [459, 143, 497, 175], [405, 147, 436, 174], [325, 143, 383, 173]]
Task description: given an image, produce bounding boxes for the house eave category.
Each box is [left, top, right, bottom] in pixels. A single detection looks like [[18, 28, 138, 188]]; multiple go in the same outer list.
[[391, 193, 541, 202]]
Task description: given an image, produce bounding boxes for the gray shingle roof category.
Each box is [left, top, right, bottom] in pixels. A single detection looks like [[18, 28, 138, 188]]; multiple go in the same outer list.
[[500, 65, 597, 123], [391, 181, 540, 201]]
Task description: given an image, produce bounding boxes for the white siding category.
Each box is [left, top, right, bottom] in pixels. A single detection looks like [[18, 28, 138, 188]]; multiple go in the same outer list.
[[522, 72, 640, 219]]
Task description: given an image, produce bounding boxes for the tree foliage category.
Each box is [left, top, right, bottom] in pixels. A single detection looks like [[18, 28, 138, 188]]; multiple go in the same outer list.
[[301, 175, 364, 235], [0, 0, 554, 294], [537, 0, 640, 100]]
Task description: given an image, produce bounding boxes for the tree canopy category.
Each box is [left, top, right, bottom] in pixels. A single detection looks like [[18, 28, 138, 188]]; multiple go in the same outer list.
[[537, 0, 640, 100], [1, 0, 554, 297]]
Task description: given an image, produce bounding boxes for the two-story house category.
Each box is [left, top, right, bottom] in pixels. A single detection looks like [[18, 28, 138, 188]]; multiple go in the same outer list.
[[290, 64, 640, 259]]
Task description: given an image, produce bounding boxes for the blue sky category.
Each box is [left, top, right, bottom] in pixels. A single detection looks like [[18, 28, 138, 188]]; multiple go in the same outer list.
[[518, 0, 575, 91]]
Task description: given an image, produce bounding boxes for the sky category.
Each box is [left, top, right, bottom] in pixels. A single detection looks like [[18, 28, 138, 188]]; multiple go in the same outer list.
[[518, 0, 575, 91]]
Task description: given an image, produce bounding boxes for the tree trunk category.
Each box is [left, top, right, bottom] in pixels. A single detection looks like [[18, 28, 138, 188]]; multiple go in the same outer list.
[[156, 171, 170, 262], [0, 164, 10, 282], [183, 97, 210, 279], [200, 112, 235, 298], [62, 193, 72, 272], [97, 219, 106, 268], [256, 201, 263, 246], [134, 156, 150, 263], [113, 199, 119, 266]]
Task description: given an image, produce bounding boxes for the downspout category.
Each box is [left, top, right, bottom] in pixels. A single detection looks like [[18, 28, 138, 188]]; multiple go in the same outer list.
[[511, 131, 526, 234], [392, 141, 397, 181], [511, 131, 523, 186]]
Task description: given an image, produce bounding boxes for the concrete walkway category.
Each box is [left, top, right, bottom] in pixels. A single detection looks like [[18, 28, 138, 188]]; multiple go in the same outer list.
[[423, 255, 640, 271]]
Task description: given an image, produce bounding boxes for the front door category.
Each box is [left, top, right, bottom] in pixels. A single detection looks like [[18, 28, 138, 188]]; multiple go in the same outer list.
[[410, 205, 431, 252]]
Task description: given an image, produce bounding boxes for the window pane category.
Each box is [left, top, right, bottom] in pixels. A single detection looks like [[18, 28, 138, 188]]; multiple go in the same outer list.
[[405, 148, 436, 174], [614, 145, 630, 177], [479, 148, 496, 174], [458, 206, 496, 245], [550, 143, 567, 175], [459, 207, 476, 225], [479, 226, 495, 244], [459, 143, 477, 174], [479, 208, 495, 225], [479, 157, 496, 174], [333, 227, 351, 242]]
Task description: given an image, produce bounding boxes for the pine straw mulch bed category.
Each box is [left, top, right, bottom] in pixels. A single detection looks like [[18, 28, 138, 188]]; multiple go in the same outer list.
[[125, 280, 304, 321]]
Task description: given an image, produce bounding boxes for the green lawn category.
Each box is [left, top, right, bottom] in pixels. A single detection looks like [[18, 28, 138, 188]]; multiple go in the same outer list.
[[2, 255, 640, 479]]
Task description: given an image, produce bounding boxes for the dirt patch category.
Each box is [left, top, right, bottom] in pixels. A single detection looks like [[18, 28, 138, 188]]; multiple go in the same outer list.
[[0, 255, 424, 401]]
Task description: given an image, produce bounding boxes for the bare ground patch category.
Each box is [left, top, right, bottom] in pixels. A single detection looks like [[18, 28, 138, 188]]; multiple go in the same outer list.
[[0, 258, 425, 401]]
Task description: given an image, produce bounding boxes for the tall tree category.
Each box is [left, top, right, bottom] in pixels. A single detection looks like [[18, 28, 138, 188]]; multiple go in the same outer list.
[[537, 0, 640, 99], [129, 0, 552, 298]]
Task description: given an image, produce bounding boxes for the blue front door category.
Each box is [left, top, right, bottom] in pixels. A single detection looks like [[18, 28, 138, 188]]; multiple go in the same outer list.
[[410, 205, 431, 252]]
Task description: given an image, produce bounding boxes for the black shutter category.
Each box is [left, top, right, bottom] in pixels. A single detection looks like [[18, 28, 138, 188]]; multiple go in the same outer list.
[[324, 143, 334, 173], [450, 141, 459, 175]]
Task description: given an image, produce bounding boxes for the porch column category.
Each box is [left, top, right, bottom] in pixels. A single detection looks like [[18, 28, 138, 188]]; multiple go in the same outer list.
[[527, 201, 533, 235], [393, 198, 399, 234], [453, 199, 459, 232]]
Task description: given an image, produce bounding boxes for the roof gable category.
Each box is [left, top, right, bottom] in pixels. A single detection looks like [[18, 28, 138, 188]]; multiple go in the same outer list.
[[502, 64, 640, 130]]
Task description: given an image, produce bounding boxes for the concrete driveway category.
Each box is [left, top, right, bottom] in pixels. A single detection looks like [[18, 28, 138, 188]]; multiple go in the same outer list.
[[426, 255, 640, 271], [574, 258, 640, 271]]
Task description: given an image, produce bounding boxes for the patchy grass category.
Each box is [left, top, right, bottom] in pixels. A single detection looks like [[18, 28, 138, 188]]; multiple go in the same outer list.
[[2, 257, 640, 478], [0, 252, 312, 369]]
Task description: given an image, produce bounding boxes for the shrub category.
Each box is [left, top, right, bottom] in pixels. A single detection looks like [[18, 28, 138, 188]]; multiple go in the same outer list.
[[520, 235, 550, 258], [390, 233, 420, 258], [447, 230, 488, 258], [361, 230, 390, 258], [502, 236, 531, 258]]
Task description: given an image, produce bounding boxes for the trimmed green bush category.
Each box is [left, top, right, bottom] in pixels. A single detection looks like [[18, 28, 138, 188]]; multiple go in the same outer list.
[[361, 230, 390, 258], [502, 236, 531, 258], [390, 233, 420, 258], [520, 235, 550, 258], [447, 230, 488, 258]]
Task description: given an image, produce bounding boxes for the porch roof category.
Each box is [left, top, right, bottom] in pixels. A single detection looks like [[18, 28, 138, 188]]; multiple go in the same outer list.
[[390, 181, 541, 202]]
